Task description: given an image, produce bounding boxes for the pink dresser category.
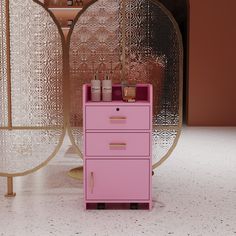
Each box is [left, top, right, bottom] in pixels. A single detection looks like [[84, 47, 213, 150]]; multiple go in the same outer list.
[[83, 84, 153, 210]]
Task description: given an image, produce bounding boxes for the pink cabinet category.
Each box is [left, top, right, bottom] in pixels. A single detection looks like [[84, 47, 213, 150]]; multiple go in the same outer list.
[[83, 84, 153, 210]]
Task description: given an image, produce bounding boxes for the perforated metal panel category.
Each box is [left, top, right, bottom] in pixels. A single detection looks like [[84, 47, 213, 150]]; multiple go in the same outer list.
[[123, 0, 182, 167], [68, 0, 122, 154]]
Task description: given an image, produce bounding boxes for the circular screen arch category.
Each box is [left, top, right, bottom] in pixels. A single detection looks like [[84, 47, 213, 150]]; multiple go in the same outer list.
[[68, 0, 183, 169]]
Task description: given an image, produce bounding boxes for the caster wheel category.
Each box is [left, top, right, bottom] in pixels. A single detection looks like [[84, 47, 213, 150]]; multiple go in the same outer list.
[[97, 203, 106, 210], [130, 203, 138, 210]]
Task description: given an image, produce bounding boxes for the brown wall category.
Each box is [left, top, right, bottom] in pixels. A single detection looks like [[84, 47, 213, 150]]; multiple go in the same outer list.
[[188, 0, 236, 126]]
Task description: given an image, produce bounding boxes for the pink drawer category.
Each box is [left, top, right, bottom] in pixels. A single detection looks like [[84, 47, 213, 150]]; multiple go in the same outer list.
[[86, 160, 150, 200], [85, 106, 150, 130], [85, 132, 150, 157]]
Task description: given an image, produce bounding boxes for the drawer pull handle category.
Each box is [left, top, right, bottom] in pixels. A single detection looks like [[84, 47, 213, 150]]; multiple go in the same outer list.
[[90, 172, 94, 194], [109, 143, 127, 147], [109, 116, 127, 120]]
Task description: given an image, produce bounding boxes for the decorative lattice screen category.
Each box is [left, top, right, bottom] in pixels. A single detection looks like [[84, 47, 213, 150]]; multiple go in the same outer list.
[[0, 0, 182, 176], [0, 0, 65, 176]]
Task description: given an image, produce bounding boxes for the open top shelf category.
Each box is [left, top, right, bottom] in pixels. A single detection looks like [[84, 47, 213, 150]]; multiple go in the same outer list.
[[83, 84, 152, 104]]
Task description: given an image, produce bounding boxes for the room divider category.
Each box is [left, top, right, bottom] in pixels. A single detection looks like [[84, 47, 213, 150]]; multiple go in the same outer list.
[[0, 0, 183, 196]]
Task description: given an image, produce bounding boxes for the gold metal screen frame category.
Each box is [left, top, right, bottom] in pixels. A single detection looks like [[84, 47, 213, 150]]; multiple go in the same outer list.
[[0, 0, 67, 178], [66, 0, 183, 170]]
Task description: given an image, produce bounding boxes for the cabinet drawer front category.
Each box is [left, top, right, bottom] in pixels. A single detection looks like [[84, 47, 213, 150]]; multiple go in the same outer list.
[[85, 106, 150, 130], [86, 160, 150, 200], [85, 132, 150, 157]]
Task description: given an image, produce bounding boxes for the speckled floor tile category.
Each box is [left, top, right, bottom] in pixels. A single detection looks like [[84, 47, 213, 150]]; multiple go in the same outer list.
[[0, 127, 236, 236]]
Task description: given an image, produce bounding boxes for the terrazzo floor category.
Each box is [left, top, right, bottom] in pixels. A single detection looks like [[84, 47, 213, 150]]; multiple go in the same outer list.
[[0, 127, 236, 236]]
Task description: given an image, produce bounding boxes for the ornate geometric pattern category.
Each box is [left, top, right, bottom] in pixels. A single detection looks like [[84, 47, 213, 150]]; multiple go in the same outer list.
[[0, 129, 63, 174], [68, 0, 122, 150], [123, 0, 182, 165], [152, 128, 178, 160], [9, 0, 64, 127], [69, 0, 182, 167], [0, 0, 8, 127], [0, 0, 65, 175]]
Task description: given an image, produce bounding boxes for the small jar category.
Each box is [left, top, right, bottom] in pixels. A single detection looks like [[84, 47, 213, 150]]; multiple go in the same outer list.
[[102, 74, 112, 102], [122, 82, 136, 102], [91, 73, 101, 102]]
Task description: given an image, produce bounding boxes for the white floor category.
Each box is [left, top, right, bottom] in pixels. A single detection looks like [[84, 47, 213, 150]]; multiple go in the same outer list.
[[0, 127, 236, 236]]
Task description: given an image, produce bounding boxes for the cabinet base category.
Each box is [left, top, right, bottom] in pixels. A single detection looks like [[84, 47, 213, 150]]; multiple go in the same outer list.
[[86, 202, 151, 210], [130, 203, 139, 209], [97, 203, 106, 210]]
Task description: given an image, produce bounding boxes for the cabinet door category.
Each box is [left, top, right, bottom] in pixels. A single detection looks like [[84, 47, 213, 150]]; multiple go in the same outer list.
[[86, 160, 150, 201]]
